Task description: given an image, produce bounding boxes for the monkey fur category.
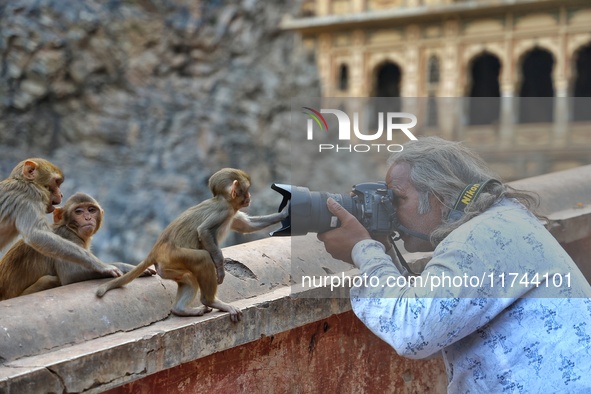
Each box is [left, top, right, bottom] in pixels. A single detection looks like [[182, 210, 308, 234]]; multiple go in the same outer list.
[[0, 192, 153, 300], [97, 168, 288, 322]]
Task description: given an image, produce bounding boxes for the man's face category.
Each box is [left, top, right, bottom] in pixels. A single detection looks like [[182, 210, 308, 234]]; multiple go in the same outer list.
[[386, 162, 443, 252]]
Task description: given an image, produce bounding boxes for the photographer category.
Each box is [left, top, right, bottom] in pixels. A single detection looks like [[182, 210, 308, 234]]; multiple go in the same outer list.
[[318, 137, 591, 392]]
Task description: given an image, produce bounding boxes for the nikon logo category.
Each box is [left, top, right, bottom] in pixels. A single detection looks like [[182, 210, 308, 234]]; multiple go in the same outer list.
[[461, 183, 481, 205], [303, 107, 417, 153]]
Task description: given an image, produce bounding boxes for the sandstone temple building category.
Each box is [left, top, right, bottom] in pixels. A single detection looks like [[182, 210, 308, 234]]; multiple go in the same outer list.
[[283, 0, 591, 180]]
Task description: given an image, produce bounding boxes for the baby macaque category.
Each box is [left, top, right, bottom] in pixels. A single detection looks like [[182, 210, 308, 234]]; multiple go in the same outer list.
[[97, 168, 288, 322]]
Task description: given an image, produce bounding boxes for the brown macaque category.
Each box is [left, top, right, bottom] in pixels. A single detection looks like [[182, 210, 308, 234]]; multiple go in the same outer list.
[[0, 158, 122, 284], [97, 168, 288, 322], [0, 193, 154, 300]]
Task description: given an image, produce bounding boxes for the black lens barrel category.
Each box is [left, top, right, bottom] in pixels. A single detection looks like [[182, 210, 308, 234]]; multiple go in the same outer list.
[[271, 183, 356, 236]]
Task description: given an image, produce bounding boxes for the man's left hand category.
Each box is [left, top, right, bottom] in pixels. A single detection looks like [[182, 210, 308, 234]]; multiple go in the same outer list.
[[317, 197, 371, 264]]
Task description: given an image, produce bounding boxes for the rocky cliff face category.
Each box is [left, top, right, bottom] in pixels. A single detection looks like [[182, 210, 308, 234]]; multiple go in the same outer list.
[[0, 0, 319, 262]]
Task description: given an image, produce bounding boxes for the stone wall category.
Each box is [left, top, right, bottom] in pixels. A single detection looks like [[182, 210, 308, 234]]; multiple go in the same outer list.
[[0, 0, 320, 262]]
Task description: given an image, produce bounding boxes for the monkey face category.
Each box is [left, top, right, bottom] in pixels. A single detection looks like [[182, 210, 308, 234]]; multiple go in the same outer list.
[[228, 180, 251, 209], [45, 176, 64, 213], [242, 191, 251, 208], [70, 203, 101, 238], [16, 158, 64, 213]]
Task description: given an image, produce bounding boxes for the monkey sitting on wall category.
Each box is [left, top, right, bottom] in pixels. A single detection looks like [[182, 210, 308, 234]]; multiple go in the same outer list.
[[0, 193, 154, 301], [97, 168, 288, 322], [0, 158, 122, 280]]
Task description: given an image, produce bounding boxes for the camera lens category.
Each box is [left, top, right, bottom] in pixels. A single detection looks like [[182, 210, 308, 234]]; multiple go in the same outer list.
[[290, 186, 355, 235], [271, 183, 394, 236]]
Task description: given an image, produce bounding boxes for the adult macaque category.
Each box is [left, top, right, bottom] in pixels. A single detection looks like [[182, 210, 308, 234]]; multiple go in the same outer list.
[[0, 158, 121, 280], [0, 193, 154, 300], [97, 168, 288, 322]]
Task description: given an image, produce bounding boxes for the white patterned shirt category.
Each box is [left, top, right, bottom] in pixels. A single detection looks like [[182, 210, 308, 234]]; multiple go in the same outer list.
[[350, 198, 591, 393]]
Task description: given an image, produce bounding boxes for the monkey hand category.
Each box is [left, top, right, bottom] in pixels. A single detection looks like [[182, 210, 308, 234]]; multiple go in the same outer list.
[[216, 265, 225, 284], [210, 251, 226, 284], [113, 262, 156, 277], [142, 267, 157, 277], [279, 205, 289, 220], [101, 264, 123, 278]]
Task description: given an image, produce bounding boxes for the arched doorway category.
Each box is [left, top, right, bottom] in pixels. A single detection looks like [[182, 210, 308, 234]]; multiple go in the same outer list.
[[468, 52, 501, 125], [519, 48, 555, 123], [573, 43, 591, 121], [374, 61, 401, 97], [338, 63, 349, 92], [371, 61, 402, 128]]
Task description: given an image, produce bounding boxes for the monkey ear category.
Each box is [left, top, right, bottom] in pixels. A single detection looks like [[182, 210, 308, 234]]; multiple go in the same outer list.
[[52, 207, 64, 223], [95, 209, 104, 232], [230, 180, 239, 199], [22, 160, 39, 180]]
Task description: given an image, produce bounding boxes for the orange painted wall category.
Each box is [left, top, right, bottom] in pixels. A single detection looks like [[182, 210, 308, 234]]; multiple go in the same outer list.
[[105, 310, 448, 393]]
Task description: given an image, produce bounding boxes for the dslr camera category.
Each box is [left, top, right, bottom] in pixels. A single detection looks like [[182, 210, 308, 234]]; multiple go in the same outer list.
[[270, 182, 399, 237]]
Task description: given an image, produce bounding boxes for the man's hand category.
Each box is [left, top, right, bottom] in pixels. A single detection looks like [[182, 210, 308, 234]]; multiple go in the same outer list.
[[317, 197, 371, 264]]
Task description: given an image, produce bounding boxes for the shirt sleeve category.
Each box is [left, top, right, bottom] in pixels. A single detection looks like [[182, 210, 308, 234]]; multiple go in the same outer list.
[[349, 239, 516, 359]]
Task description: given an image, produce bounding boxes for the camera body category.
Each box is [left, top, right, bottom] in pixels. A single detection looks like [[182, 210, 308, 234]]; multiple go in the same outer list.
[[270, 182, 397, 236], [350, 182, 395, 235]]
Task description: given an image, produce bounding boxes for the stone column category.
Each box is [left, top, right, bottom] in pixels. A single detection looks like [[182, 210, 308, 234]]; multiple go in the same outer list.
[[499, 13, 515, 148], [402, 25, 420, 117], [317, 34, 332, 96], [440, 20, 460, 140], [437, 98, 457, 140], [316, 0, 330, 16], [553, 9, 569, 147], [553, 79, 569, 147], [499, 84, 515, 148], [350, 30, 365, 97], [351, 0, 365, 13]]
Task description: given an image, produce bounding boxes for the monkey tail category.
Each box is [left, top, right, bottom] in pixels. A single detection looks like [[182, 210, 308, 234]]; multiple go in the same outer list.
[[96, 256, 155, 297]]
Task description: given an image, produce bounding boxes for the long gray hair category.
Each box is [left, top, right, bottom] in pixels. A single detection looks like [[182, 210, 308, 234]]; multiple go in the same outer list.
[[388, 137, 539, 246]]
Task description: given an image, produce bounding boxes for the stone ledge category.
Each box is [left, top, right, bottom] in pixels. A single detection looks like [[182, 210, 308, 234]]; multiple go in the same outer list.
[[0, 276, 176, 364], [0, 235, 353, 393], [1, 165, 590, 393], [510, 164, 591, 243], [0, 236, 304, 364], [281, 0, 569, 32], [510, 165, 591, 216], [0, 276, 354, 393]]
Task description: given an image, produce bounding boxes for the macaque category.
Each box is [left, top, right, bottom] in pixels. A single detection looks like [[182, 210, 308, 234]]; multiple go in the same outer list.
[[0, 158, 122, 281], [97, 168, 288, 322], [0, 193, 154, 300]]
